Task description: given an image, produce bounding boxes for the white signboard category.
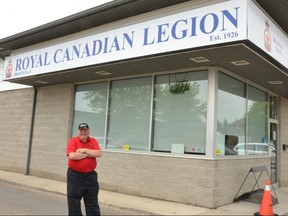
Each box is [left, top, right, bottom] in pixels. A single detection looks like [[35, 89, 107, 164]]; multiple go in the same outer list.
[[247, 0, 288, 69], [3, 0, 247, 80]]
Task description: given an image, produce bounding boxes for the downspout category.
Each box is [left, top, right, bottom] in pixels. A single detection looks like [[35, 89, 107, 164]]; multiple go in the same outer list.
[[25, 86, 37, 175]]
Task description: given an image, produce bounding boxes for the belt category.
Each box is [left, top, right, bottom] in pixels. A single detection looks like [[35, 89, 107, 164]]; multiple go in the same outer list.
[[69, 168, 95, 176]]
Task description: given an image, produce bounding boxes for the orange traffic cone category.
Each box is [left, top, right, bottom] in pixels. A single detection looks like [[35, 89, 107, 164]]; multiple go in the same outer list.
[[254, 180, 278, 216]]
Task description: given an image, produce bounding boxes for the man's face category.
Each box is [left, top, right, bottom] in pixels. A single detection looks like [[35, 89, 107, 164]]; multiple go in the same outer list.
[[78, 128, 89, 141]]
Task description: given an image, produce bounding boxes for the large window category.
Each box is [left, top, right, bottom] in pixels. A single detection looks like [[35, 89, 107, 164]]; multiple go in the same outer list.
[[72, 71, 208, 154], [152, 71, 208, 154], [72, 70, 269, 157], [106, 77, 152, 151], [217, 73, 268, 156]]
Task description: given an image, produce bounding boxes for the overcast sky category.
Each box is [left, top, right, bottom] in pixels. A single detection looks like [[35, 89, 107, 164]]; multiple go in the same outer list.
[[0, 0, 113, 39]]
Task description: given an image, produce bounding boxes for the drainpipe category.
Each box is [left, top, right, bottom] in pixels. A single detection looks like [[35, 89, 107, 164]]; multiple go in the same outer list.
[[25, 86, 37, 175]]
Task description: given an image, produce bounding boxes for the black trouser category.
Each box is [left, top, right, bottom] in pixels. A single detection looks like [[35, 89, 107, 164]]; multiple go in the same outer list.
[[67, 168, 101, 216]]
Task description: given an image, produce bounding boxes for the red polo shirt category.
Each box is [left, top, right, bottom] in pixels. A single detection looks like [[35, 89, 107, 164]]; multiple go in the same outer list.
[[66, 136, 101, 173]]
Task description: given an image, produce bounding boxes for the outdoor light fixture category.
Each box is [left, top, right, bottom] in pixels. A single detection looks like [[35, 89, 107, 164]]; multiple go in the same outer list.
[[95, 71, 112, 75], [268, 80, 283, 85], [189, 56, 210, 63], [230, 60, 250, 66], [35, 80, 48, 84]]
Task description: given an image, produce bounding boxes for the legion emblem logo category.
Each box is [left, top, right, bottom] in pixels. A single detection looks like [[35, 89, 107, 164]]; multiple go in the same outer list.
[[5, 59, 13, 78], [264, 20, 271, 52]]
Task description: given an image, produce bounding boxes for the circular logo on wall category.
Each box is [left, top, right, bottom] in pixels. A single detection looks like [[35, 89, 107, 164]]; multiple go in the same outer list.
[[5, 59, 13, 78]]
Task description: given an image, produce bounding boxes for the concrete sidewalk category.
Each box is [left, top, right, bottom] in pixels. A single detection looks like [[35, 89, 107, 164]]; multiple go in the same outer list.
[[0, 170, 287, 215]]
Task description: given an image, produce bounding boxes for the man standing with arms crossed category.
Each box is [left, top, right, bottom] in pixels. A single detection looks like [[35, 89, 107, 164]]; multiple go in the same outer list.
[[66, 123, 102, 215]]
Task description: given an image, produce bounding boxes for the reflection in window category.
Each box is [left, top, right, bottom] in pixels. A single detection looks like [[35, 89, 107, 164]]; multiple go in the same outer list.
[[217, 73, 246, 156], [72, 82, 108, 148], [217, 73, 268, 156], [247, 85, 268, 155], [106, 77, 152, 151], [72, 70, 270, 157], [269, 96, 278, 120], [152, 71, 208, 154]]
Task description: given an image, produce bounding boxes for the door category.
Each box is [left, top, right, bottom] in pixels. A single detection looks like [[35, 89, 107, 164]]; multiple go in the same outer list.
[[270, 122, 277, 184]]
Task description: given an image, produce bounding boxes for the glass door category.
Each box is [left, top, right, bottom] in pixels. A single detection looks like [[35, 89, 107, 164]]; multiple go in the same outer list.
[[270, 122, 277, 184]]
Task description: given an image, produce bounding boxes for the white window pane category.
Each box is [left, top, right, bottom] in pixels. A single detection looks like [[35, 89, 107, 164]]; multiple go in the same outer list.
[[217, 73, 246, 156], [107, 77, 152, 151], [72, 82, 108, 148], [247, 85, 268, 155]]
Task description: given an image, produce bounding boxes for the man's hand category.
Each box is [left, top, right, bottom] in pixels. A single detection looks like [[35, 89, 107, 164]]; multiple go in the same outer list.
[[69, 149, 88, 160], [76, 148, 87, 154], [73, 148, 101, 158]]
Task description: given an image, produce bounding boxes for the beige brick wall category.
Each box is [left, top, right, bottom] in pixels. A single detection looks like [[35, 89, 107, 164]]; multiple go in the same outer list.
[[97, 153, 213, 207], [29, 84, 74, 181], [213, 158, 270, 207], [279, 97, 288, 187], [0, 88, 33, 173], [0, 83, 75, 180], [97, 152, 270, 208]]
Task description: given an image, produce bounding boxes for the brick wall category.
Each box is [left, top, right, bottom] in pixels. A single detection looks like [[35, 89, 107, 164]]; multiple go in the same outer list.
[[213, 157, 270, 207], [97, 152, 270, 208], [0, 88, 33, 173], [279, 97, 288, 187]]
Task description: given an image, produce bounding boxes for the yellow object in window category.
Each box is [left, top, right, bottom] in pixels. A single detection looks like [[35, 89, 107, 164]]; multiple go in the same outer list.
[[123, 145, 130, 151]]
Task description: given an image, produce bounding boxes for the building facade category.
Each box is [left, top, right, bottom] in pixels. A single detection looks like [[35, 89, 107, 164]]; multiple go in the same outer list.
[[0, 0, 287, 208]]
